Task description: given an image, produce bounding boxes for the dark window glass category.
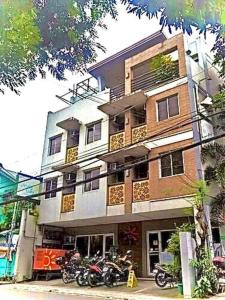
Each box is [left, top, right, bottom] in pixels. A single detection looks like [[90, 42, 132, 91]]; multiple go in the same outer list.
[[87, 121, 101, 144], [161, 231, 174, 252], [161, 155, 172, 177], [172, 151, 184, 175], [158, 99, 168, 121], [134, 162, 148, 179], [168, 95, 179, 117], [90, 235, 103, 256], [158, 94, 179, 121], [45, 177, 58, 199], [105, 235, 114, 253], [161, 151, 184, 177], [49, 135, 62, 155], [76, 236, 88, 257], [84, 168, 100, 192]]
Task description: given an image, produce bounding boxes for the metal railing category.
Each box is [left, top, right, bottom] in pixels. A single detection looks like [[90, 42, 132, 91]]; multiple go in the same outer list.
[[109, 83, 125, 101], [131, 62, 179, 93]]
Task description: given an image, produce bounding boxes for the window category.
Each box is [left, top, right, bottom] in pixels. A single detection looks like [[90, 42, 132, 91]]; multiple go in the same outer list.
[[84, 168, 100, 192], [49, 135, 62, 155], [157, 94, 179, 121], [45, 177, 58, 199], [134, 162, 148, 180], [160, 151, 184, 177], [86, 121, 101, 144]]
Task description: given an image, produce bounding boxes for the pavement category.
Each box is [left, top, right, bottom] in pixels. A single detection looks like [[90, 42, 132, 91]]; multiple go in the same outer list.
[[1, 278, 225, 300], [1, 278, 183, 300]]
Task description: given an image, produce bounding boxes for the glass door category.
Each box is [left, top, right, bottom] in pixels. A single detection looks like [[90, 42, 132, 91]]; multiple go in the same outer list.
[[147, 232, 160, 275]]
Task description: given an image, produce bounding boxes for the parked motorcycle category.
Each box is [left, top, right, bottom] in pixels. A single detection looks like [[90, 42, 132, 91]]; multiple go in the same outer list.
[[154, 263, 177, 288], [103, 250, 133, 287]]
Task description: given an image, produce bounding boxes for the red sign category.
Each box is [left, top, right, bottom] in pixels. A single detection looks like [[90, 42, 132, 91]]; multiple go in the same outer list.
[[33, 248, 66, 271]]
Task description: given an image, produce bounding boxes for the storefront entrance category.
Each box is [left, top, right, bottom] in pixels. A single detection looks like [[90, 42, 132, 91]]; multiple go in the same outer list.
[[75, 234, 114, 257], [147, 230, 174, 275]]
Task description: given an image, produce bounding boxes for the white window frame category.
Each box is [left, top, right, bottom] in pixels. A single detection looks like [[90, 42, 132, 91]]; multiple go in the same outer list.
[[75, 233, 114, 257], [156, 94, 180, 122], [159, 150, 185, 178], [48, 134, 62, 156], [86, 120, 102, 144], [83, 168, 100, 192]]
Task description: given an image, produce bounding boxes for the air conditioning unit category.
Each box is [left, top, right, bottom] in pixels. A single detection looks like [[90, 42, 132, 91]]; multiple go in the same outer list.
[[109, 163, 117, 171], [65, 173, 76, 182]]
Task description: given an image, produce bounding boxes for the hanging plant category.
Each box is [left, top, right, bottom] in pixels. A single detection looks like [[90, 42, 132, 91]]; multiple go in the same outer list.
[[120, 225, 139, 245]]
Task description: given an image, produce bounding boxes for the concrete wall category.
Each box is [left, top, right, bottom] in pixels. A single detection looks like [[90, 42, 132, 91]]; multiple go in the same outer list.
[[39, 90, 109, 225]]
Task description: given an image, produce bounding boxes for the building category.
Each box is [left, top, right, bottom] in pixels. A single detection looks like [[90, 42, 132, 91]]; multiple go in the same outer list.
[[0, 164, 42, 280], [37, 31, 221, 277]]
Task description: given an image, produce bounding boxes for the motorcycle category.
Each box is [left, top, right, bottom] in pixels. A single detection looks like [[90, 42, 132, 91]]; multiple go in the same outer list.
[[213, 256, 225, 292], [154, 263, 177, 288], [103, 250, 133, 288], [56, 250, 81, 284], [87, 253, 106, 287]]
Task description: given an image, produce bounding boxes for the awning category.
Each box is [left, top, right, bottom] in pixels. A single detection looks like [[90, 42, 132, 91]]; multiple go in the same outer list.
[[98, 90, 147, 116], [98, 143, 149, 163], [56, 117, 80, 130]]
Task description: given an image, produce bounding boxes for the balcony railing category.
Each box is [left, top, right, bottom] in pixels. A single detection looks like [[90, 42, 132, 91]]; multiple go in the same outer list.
[[133, 179, 150, 202], [108, 184, 125, 205], [131, 62, 179, 93], [110, 131, 125, 152], [61, 194, 75, 213], [132, 124, 147, 143], [110, 83, 125, 101], [66, 146, 78, 163]]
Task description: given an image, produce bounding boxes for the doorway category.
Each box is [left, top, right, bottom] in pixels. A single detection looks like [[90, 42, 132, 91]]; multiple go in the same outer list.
[[146, 230, 174, 275]]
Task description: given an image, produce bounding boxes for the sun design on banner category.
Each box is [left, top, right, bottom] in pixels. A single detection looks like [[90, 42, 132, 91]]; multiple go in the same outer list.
[[43, 249, 57, 270]]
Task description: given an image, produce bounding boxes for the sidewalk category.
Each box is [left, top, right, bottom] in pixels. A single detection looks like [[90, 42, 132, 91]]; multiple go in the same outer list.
[[4, 279, 183, 300]]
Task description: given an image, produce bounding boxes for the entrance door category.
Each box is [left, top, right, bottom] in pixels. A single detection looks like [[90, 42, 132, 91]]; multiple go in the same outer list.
[[147, 232, 160, 274], [147, 230, 174, 276]]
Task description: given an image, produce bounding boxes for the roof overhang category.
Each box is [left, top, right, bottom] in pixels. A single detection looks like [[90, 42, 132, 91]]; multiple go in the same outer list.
[[56, 117, 80, 131], [98, 144, 149, 163], [98, 90, 147, 116], [52, 162, 80, 173]]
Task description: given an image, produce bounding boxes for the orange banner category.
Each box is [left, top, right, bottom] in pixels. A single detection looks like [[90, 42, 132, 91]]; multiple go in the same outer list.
[[33, 248, 66, 271]]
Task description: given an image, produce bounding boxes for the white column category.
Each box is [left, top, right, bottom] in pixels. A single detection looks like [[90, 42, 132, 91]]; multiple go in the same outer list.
[[180, 232, 196, 299]]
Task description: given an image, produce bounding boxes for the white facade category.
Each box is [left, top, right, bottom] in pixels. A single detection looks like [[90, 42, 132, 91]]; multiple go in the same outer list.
[[39, 89, 110, 225]]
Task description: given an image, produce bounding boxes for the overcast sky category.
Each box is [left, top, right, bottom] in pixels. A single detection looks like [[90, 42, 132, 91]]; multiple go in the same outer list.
[[0, 4, 163, 175]]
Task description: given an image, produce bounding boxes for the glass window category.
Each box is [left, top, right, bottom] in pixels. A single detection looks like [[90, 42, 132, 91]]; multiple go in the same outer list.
[[45, 177, 58, 199], [84, 168, 100, 192], [157, 94, 179, 121], [134, 162, 148, 179], [90, 235, 103, 256], [161, 151, 184, 177], [105, 235, 114, 253], [76, 236, 89, 257], [87, 121, 101, 144], [49, 135, 62, 155], [161, 231, 174, 252]]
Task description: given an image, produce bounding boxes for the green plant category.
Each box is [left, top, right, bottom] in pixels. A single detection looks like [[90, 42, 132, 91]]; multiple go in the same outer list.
[[192, 250, 217, 298], [149, 53, 178, 83], [166, 223, 195, 282]]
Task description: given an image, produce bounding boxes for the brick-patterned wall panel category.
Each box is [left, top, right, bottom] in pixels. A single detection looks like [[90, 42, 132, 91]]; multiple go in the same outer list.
[[66, 146, 78, 163], [132, 125, 147, 143], [133, 180, 150, 202], [61, 194, 75, 213], [108, 184, 125, 205], [110, 132, 125, 151]]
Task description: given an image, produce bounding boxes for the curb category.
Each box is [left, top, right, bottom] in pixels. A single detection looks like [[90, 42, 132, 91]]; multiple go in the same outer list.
[[2, 283, 182, 300]]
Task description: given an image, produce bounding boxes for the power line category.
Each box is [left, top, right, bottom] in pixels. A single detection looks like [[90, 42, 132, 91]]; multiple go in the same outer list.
[[0, 108, 223, 193], [1, 132, 224, 206]]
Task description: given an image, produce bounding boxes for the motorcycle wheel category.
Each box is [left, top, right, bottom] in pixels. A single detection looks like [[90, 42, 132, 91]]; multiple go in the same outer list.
[[62, 272, 70, 284], [88, 273, 98, 287], [104, 272, 115, 288], [76, 273, 86, 286], [155, 271, 168, 288]]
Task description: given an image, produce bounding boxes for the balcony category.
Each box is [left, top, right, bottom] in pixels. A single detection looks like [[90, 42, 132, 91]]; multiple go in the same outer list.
[[61, 194, 75, 213], [133, 180, 150, 202], [108, 184, 125, 205], [131, 61, 179, 93], [66, 146, 78, 163], [132, 124, 147, 143], [110, 83, 125, 101], [110, 132, 125, 152]]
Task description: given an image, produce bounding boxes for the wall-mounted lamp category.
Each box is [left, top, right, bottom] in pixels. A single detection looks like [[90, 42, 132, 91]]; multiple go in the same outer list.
[[125, 72, 130, 79]]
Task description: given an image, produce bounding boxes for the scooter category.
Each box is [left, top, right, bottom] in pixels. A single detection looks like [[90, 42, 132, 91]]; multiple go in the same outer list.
[[154, 263, 177, 288]]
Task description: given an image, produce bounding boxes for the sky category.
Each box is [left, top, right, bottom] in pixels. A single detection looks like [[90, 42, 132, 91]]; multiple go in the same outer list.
[[0, 3, 163, 176]]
